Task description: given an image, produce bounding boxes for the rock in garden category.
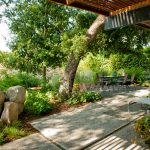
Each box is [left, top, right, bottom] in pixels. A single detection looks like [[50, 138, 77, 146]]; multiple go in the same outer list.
[[1, 102, 18, 124], [6, 86, 26, 103], [0, 90, 5, 104], [0, 119, 3, 125], [0, 104, 3, 115], [17, 103, 24, 114], [0, 90, 5, 114]]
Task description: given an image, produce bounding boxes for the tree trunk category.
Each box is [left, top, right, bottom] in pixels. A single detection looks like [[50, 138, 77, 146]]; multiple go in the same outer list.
[[43, 66, 47, 86], [87, 15, 105, 42], [60, 15, 105, 95], [59, 52, 79, 94]]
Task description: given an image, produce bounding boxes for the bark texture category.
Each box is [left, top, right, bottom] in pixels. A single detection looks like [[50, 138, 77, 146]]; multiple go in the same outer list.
[[60, 15, 106, 94], [60, 52, 79, 94], [87, 15, 105, 42]]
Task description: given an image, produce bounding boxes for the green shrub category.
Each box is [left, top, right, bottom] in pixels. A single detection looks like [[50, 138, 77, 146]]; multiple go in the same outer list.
[[24, 91, 53, 115], [0, 71, 41, 90], [134, 115, 150, 147], [16, 72, 41, 88], [0, 133, 5, 145], [124, 67, 145, 83], [68, 91, 102, 105], [0, 72, 22, 90]]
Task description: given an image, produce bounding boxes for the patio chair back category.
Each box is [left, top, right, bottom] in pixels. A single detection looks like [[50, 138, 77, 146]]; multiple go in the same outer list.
[[125, 73, 136, 85], [123, 73, 128, 84], [130, 74, 135, 84], [116, 74, 128, 85]]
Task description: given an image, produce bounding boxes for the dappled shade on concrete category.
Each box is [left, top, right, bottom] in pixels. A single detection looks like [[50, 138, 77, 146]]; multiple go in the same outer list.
[[86, 123, 148, 150], [31, 88, 149, 150], [0, 133, 61, 150]]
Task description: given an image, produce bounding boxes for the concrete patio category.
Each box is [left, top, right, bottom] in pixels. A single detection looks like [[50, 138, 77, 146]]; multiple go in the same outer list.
[[0, 87, 149, 150]]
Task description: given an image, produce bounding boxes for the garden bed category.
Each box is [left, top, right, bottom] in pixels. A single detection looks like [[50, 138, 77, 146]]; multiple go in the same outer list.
[[0, 101, 90, 145]]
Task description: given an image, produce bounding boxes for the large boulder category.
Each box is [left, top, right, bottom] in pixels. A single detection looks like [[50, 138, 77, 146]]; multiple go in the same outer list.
[[0, 105, 3, 116], [0, 90, 5, 114], [6, 86, 26, 103], [0, 90, 5, 104], [17, 103, 24, 114], [0, 119, 3, 125], [1, 102, 18, 124], [6, 86, 26, 114]]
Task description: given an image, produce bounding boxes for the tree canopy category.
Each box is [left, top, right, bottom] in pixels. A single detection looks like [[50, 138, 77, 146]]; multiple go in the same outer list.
[[1, 0, 150, 93], [4, 0, 80, 72], [90, 25, 150, 57], [4, 0, 150, 71]]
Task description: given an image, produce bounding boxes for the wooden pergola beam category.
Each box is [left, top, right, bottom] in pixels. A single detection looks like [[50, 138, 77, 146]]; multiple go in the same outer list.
[[70, 2, 109, 16], [48, 0, 110, 16], [104, 5, 150, 30], [66, 0, 75, 5], [75, 0, 111, 12], [110, 0, 150, 15], [48, 0, 150, 29], [49, 0, 149, 16]]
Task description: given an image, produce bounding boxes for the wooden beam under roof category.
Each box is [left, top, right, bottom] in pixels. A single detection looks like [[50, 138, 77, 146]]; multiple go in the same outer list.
[[104, 5, 150, 30], [48, 0, 110, 15], [49, 0, 150, 29], [66, 0, 75, 5], [110, 0, 150, 15], [75, 0, 112, 12], [49, 0, 149, 16], [71, 1, 109, 15]]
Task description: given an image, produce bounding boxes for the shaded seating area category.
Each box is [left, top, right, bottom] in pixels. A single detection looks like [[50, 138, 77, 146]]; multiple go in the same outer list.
[[116, 75, 128, 86], [117, 74, 136, 87], [77, 72, 138, 93], [96, 73, 137, 92]]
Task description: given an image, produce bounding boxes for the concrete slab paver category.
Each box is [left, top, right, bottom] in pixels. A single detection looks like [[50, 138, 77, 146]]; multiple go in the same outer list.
[[30, 89, 149, 150], [0, 88, 149, 150], [0, 133, 61, 150]]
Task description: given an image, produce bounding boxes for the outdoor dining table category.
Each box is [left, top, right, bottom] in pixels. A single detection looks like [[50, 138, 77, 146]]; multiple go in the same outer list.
[[98, 76, 120, 86]]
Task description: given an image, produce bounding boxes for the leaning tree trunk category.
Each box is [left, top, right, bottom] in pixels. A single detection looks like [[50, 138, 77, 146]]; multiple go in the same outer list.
[[60, 15, 105, 95], [59, 52, 79, 94]]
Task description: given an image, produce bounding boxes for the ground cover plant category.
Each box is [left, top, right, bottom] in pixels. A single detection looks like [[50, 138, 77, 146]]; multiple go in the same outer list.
[[24, 90, 53, 115], [134, 115, 150, 148], [0, 121, 29, 145], [67, 91, 102, 105]]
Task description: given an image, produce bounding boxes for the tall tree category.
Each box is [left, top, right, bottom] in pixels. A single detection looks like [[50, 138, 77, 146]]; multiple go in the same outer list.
[[4, 0, 77, 82], [60, 19, 150, 95], [3, 0, 150, 94], [60, 14, 106, 94]]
